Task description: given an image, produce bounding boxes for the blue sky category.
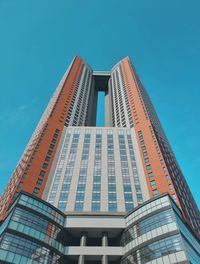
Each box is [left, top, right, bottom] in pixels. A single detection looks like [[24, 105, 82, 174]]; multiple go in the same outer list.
[[0, 0, 199, 207]]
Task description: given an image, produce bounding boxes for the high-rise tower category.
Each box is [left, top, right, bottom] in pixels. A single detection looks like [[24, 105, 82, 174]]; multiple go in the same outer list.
[[0, 56, 199, 264]]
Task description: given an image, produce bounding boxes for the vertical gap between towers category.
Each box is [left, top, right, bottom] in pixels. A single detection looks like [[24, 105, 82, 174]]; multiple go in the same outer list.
[[96, 91, 105, 127]]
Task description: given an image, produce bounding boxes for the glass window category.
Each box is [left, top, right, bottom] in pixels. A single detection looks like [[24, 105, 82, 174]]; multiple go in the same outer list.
[[42, 163, 48, 169], [122, 234, 183, 263], [18, 195, 64, 225], [57, 133, 79, 211], [143, 151, 148, 157], [22, 173, 27, 180], [146, 164, 151, 171], [152, 189, 158, 197], [0, 233, 61, 262], [118, 134, 134, 210], [45, 156, 51, 162], [150, 180, 156, 187], [33, 188, 40, 195], [166, 175, 170, 182], [92, 134, 102, 212], [109, 202, 117, 212], [36, 179, 43, 186], [39, 170, 45, 177], [17, 182, 22, 190], [148, 172, 154, 179], [74, 134, 90, 211]]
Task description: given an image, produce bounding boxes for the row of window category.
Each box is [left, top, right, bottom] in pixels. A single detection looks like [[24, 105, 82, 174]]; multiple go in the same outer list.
[[107, 135, 117, 212], [48, 131, 71, 205], [56, 133, 80, 211], [138, 130, 159, 198], [9, 208, 62, 251], [0, 233, 60, 263], [16, 127, 59, 198], [75, 134, 91, 211], [19, 194, 64, 225], [118, 134, 134, 211], [121, 234, 183, 264], [92, 135, 102, 211], [32, 129, 60, 196], [127, 134, 143, 204], [121, 209, 174, 245], [158, 137, 199, 231], [110, 67, 133, 127], [46, 129, 149, 212], [65, 66, 91, 126], [149, 126, 178, 202]]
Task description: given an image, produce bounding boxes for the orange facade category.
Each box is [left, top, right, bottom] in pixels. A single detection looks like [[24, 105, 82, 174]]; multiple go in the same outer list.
[[120, 57, 200, 237], [121, 58, 178, 201], [0, 56, 83, 220]]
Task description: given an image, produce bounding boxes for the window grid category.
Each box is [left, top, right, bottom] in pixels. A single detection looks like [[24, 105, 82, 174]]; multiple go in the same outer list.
[[127, 134, 143, 204], [121, 209, 175, 245], [91, 134, 102, 212], [107, 134, 117, 212], [0, 233, 60, 263], [121, 234, 183, 264], [74, 134, 91, 211], [48, 132, 71, 205], [57, 133, 80, 211], [118, 134, 134, 211]]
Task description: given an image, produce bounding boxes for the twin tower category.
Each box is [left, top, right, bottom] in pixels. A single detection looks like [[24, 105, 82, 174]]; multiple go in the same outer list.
[[0, 56, 199, 263]]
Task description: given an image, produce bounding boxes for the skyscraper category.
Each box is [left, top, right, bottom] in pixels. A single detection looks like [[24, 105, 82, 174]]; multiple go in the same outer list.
[[0, 56, 199, 264]]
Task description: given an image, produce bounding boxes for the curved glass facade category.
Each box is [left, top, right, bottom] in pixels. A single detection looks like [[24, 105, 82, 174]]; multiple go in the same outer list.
[[19, 194, 64, 225], [0, 192, 199, 264], [0, 233, 60, 264], [9, 207, 63, 251], [121, 209, 175, 246], [0, 193, 65, 263], [121, 235, 183, 264]]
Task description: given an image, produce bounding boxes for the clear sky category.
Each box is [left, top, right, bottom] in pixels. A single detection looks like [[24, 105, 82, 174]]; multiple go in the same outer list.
[[0, 0, 199, 207]]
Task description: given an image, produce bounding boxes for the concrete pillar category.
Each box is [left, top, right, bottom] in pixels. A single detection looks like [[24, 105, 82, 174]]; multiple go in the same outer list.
[[102, 232, 108, 264], [136, 250, 141, 264], [80, 232, 87, 246], [102, 255, 108, 264], [78, 255, 85, 264], [102, 231, 108, 246], [78, 232, 87, 264]]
